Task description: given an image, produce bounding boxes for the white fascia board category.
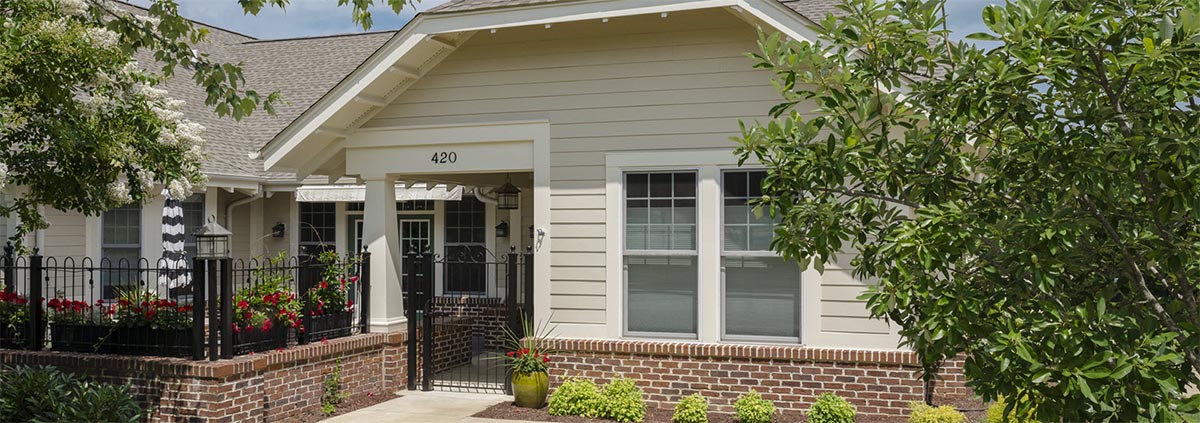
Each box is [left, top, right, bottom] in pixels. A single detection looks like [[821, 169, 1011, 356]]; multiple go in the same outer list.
[[261, 16, 433, 170], [419, 0, 738, 33], [734, 0, 821, 43], [206, 174, 267, 191]]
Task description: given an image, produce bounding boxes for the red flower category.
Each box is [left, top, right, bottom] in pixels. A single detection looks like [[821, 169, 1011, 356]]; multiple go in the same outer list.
[[543, 356, 550, 363], [261, 319, 273, 331], [237, 300, 249, 310], [321, 337, 328, 344], [507, 351, 515, 357], [232, 325, 241, 333], [243, 312, 253, 320]]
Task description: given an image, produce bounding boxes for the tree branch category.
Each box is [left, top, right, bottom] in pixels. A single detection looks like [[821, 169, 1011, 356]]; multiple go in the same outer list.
[[1080, 195, 1200, 374]]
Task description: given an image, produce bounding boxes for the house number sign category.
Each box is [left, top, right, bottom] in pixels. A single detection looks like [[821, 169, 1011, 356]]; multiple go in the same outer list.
[[430, 151, 458, 164]]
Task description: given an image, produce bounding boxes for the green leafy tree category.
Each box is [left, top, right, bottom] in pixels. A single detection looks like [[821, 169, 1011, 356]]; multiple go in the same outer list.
[[738, 0, 1200, 420], [0, 0, 415, 243]]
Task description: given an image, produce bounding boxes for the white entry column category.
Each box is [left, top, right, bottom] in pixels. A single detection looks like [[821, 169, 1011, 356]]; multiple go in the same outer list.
[[363, 176, 405, 332]]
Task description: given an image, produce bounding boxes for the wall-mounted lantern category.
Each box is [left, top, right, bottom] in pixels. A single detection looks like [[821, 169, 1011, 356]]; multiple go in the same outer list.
[[271, 222, 285, 238], [495, 176, 521, 210], [194, 216, 233, 260], [495, 220, 510, 238]]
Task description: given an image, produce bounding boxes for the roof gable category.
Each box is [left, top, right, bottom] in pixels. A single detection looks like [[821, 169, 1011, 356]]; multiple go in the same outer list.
[[258, 0, 832, 178]]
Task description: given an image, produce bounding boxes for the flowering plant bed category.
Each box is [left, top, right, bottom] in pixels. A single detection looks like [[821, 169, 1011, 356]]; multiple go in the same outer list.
[[235, 252, 303, 335], [300, 251, 358, 343], [0, 291, 29, 348], [47, 290, 194, 356]]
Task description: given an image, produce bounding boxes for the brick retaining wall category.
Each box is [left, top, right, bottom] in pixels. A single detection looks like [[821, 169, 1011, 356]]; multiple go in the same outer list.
[[0, 323, 464, 422], [546, 339, 970, 418], [0, 333, 406, 421]]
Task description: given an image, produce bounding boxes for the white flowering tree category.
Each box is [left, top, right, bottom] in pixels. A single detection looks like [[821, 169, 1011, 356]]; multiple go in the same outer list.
[[0, 0, 276, 246]]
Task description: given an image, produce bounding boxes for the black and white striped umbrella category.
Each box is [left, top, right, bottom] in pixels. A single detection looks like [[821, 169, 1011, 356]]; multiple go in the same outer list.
[[157, 188, 190, 291]]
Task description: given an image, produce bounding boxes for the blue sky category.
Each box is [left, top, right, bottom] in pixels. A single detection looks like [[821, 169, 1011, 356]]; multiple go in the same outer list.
[[128, 0, 998, 40]]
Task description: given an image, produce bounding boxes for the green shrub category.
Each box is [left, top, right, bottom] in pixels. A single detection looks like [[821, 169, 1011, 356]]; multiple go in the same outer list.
[[986, 396, 1039, 423], [548, 378, 605, 418], [908, 402, 966, 423], [602, 377, 646, 423], [673, 393, 709, 423], [733, 390, 776, 423], [807, 392, 856, 423], [0, 365, 141, 422]]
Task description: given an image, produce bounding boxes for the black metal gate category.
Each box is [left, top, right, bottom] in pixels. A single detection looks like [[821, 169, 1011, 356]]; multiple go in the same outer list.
[[406, 246, 534, 393]]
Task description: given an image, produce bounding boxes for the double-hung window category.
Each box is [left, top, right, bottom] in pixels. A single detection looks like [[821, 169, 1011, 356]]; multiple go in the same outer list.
[[444, 197, 487, 294], [299, 202, 336, 256], [721, 170, 801, 341], [101, 204, 142, 298], [624, 171, 698, 337], [181, 194, 205, 260]]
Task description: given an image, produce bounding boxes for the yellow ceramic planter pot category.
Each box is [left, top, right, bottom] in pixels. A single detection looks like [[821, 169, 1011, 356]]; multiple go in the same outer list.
[[511, 371, 549, 408]]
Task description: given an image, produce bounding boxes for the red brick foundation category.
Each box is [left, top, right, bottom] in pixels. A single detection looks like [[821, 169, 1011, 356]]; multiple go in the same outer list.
[[546, 339, 969, 418], [0, 313, 498, 422], [0, 333, 412, 422]]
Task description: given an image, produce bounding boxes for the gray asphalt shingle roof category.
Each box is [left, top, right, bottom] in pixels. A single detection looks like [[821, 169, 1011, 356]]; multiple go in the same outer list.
[[121, 0, 395, 179], [130, 0, 835, 181]]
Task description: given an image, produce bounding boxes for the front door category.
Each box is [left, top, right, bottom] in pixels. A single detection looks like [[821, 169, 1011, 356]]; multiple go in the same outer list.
[[348, 215, 433, 294]]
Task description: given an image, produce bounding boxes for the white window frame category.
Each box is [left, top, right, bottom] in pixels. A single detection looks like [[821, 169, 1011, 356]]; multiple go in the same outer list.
[[621, 169, 700, 339], [718, 168, 803, 344]]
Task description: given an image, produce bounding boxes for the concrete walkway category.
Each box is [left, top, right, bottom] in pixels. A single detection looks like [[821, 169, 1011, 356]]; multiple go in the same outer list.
[[325, 390, 529, 423]]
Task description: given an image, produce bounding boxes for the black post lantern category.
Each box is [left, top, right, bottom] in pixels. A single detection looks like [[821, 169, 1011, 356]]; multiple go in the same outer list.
[[495, 176, 521, 210], [194, 216, 233, 260]]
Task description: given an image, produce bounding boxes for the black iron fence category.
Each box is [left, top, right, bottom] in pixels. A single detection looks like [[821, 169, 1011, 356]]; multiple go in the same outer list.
[[406, 246, 534, 393], [0, 248, 370, 361]]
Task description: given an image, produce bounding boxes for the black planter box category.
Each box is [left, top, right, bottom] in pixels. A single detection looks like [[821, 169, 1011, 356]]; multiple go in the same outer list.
[[51, 323, 193, 357], [301, 311, 353, 343], [50, 323, 115, 354], [108, 326, 194, 357], [0, 323, 25, 349], [234, 323, 289, 355]]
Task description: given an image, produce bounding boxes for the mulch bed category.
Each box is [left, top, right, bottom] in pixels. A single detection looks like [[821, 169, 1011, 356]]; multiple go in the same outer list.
[[294, 391, 400, 423], [474, 397, 989, 423]]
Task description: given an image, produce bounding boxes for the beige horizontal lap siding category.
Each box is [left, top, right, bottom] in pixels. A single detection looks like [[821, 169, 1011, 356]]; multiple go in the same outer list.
[[373, 10, 783, 331], [820, 255, 891, 336], [42, 208, 87, 259]]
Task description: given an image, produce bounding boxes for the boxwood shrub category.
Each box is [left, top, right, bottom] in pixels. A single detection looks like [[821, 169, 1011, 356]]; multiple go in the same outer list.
[[548, 378, 605, 418], [672, 393, 709, 423], [908, 402, 966, 423], [807, 392, 856, 423], [734, 390, 776, 423], [602, 377, 646, 423]]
